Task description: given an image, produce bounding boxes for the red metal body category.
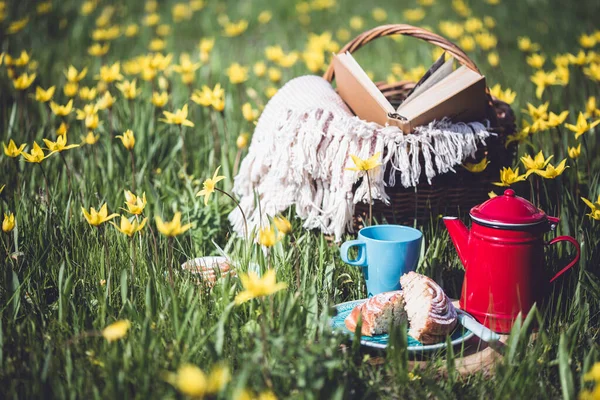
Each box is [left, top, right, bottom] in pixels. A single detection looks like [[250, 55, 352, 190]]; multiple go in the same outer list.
[[443, 189, 580, 333]]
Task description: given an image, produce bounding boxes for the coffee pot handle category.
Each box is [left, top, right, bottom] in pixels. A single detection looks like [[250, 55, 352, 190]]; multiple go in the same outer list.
[[546, 236, 581, 283]]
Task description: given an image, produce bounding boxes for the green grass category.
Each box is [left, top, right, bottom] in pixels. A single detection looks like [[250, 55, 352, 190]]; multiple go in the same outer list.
[[1, 0, 600, 398]]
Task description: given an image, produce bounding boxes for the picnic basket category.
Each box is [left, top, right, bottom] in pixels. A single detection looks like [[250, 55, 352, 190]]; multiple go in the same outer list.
[[322, 24, 516, 225]]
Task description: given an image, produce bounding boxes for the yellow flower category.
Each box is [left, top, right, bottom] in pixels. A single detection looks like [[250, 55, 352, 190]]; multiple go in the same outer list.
[[584, 63, 600, 82], [111, 216, 147, 237], [459, 36, 476, 52], [475, 32, 497, 50], [489, 84, 516, 105], [160, 104, 194, 127], [483, 16, 496, 28], [580, 34, 597, 49], [453, 0, 471, 15], [172, 53, 201, 75], [122, 190, 147, 215], [487, 52, 499, 67], [88, 43, 110, 57], [278, 52, 299, 68], [523, 102, 549, 120], [438, 21, 464, 40], [265, 86, 278, 98], [189, 0, 205, 11], [242, 103, 259, 122], [528, 159, 568, 179], [584, 97, 600, 118], [236, 133, 250, 149], [273, 216, 292, 234], [191, 86, 214, 107], [3, 139, 27, 158], [43, 134, 80, 153], [76, 104, 98, 120], [403, 8, 425, 22], [196, 166, 226, 205], [151, 91, 169, 108], [547, 111, 569, 127], [568, 144, 581, 160], [372, 7, 387, 21], [172, 3, 191, 22], [79, 87, 98, 101], [96, 91, 116, 110], [349, 16, 364, 30], [91, 26, 120, 41], [268, 67, 282, 83], [56, 122, 68, 136], [581, 196, 600, 220], [258, 10, 272, 24], [564, 112, 600, 139], [11, 51, 30, 67], [80, 1, 97, 15], [116, 129, 135, 150], [2, 212, 15, 233], [82, 203, 119, 227], [13, 73, 36, 90], [256, 225, 282, 248], [8, 16, 29, 34], [22, 142, 50, 163], [116, 79, 139, 100], [346, 152, 382, 172], [223, 19, 248, 37], [124, 23, 139, 37], [34, 86, 55, 102], [336, 28, 351, 41], [463, 157, 490, 173], [63, 82, 79, 97], [235, 269, 287, 304], [253, 61, 267, 77], [143, 13, 160, 27], [492, 167, 527, 187], [521, 150, 553, 176], [166, 364, 207, 398], [102, 320, 131, 342], [206, 364, 230, 394], [226, 63, 249, 84], [488, 191, 497, 199], [568, 50, 587, 66], [198, 37, 215, 57], [526, 53, 546, 69], [303, 48, 325, 73], [64, 65, 87, 83], [464, 17, 483, 33], [96, 62, 123, 83], [81, 131, 100, 145], [155, 212, 192, 237]]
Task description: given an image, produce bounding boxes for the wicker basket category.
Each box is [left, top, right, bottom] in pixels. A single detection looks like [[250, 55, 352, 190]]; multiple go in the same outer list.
[[322, 24, 516, 226]]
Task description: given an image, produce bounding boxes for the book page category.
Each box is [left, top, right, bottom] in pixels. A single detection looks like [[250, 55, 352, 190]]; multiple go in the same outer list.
[[338, 52, 394, 114], [398, 57, 455, 111]]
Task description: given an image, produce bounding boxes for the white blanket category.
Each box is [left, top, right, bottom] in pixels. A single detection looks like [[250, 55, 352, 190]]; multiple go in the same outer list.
[[229, 75, 492, 241]]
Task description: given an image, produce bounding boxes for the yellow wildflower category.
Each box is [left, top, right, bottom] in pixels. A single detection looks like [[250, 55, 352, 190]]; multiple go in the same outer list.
[[116, 129, 135, 150], [226, 63, 248, 84], [2, 212, 15, 233], [488, 191, 497, 199], [254, 61, 267, 77], [22, 142, 50, 163], [372, 7, 387, 21], [81, 131, 100, 145], [34, 86, 55, 102], [122, 190, 146, 215], [96, 91, 116, 110], [76, 104, 98, 120], [236, 133, 250, 149], [439, 21, 464, 40], [349, 16, 364, 30], [336, 28, 351, 41], [43, 134, 79, 153], [547, 111, 569, 128], [80, 1, 97, 15], [265, 45, 284, 63], [102, 320, 131, 342], [63, 82, 79, 97], [13, 73, 36, 90], [580, 34, 597, 49], [160, 104, 194, 127], [151, 91, 169, 108], [11, 51, 30, 67], [258, 10, 272, 24], [124, 24, 139, 37], [96, 62, 123, 83], [143, 13, 160, 27], [3, 139, 26, 158], [223, 19, 248, 37], [268, 67, 282, 82], [488, 52, 500, 67], [568, 50, 587, 66], [463, 157, 490, 173], [464, 17, 483, 33], [475, 32, 497, 50], [489, 84, 516, 104], [483, 16, 496, 29], [79, 87, 97, 101], [155, 212, 192, 237], [172, 53, 201, 75], [528, 159, 568, 179], [64, 65, 87, 83], [526, 54, 546, 69], [116, 79, 139, 100], [459, 36, 476, 52], [242, 103, 259, 122], [148, 38, 166, 52], [584, 97, 600, 118], [265, 87, 278, 98], [8, 17, 29, 34], [403, 8, 425, 22], [303, 48, 325, 73], [568, 144, 581, 160], [523, 102, 549, 120], [82, 204, 119, 227], [166, 364, 207, 398], [235, 269, 287, 304], [346, 152, 381, 172], [492, 167, 527, 187], [273, 215, 292, 234], [581, 197, 600, 220], [57, 122, 68, 136], [88, 43, 110, 57], [111, 216, 147, 237], [584, 63, 600, 82], [521, 150, 553, 175], [172, 3, 190, 22], [564, 112, 600, 139], [278, 52, 299, 68], [196, 166, 226, 205], [189, 0, 205, 11]]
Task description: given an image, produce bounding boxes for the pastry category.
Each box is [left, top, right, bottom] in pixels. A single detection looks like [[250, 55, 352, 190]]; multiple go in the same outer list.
[[400, 271, 458, 344], [344, 291, 407, 336]]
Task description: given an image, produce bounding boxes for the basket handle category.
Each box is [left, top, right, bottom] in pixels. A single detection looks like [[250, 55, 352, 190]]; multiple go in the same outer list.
[[323, 24, 481, 83]]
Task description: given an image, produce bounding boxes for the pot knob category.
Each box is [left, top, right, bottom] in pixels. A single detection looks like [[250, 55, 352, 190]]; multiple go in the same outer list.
[[504, 189, 515, 197]]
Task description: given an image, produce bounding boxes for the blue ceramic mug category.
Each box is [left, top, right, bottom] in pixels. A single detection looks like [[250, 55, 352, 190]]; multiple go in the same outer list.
[[340, 225, 423, 296]]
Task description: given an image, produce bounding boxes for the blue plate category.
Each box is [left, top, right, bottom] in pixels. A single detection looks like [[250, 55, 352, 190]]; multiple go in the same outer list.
[[331, 299, 475, 351]]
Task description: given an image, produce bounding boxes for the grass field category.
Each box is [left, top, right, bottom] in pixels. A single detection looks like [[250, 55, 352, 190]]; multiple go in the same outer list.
[[1, 0, 600, 398]]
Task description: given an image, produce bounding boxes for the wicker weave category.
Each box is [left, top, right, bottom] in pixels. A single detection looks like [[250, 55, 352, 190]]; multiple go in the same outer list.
[[322, 24, 516, 226]]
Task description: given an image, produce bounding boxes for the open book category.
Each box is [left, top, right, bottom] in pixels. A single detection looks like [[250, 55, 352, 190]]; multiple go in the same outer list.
[[332, 52, 488, 133]]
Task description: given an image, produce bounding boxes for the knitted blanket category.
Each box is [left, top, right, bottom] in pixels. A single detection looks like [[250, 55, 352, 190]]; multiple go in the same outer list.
[[229, 75, 492, 241]]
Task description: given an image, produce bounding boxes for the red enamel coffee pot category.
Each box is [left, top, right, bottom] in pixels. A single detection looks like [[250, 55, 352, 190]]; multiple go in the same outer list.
[[443, 189, 580, 333]]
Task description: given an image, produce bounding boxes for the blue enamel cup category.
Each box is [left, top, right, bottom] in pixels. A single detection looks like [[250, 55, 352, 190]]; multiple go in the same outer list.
[[340, 225, 423, 297]]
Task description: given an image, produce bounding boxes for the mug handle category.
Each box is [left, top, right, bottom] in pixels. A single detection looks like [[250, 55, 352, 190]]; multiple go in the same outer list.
[[340, 240, 367, 267], [547, 236, 580, 283]]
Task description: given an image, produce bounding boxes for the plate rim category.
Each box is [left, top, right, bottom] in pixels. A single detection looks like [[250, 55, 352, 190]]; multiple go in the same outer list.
[[332, 298, 475, 351]]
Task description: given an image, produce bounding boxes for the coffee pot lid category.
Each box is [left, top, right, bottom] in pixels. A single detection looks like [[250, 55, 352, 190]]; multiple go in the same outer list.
[[470, 189, 547, 227]]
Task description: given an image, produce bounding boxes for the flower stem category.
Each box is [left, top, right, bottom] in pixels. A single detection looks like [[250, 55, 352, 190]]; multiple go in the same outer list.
[[38, 163, 51, 205], [167, 236, 174, 288], [102, 227, 112, 299], [59, 152, 73, 194], [129, 150, 136, 190], [233, 149, 241, 177], [216, 187, 248, 239], [366, 171, 373, 226], [179, 125, 188, 171]]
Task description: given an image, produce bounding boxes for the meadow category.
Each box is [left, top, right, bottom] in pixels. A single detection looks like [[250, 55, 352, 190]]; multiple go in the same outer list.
[[1, 0, 600, 398]]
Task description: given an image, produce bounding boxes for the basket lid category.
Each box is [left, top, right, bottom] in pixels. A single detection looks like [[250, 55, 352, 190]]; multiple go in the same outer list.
[[470, 189, 547, 227]]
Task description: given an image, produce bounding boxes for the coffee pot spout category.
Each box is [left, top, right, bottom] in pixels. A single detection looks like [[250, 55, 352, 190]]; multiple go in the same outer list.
[[443, 217, 471, 269]]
